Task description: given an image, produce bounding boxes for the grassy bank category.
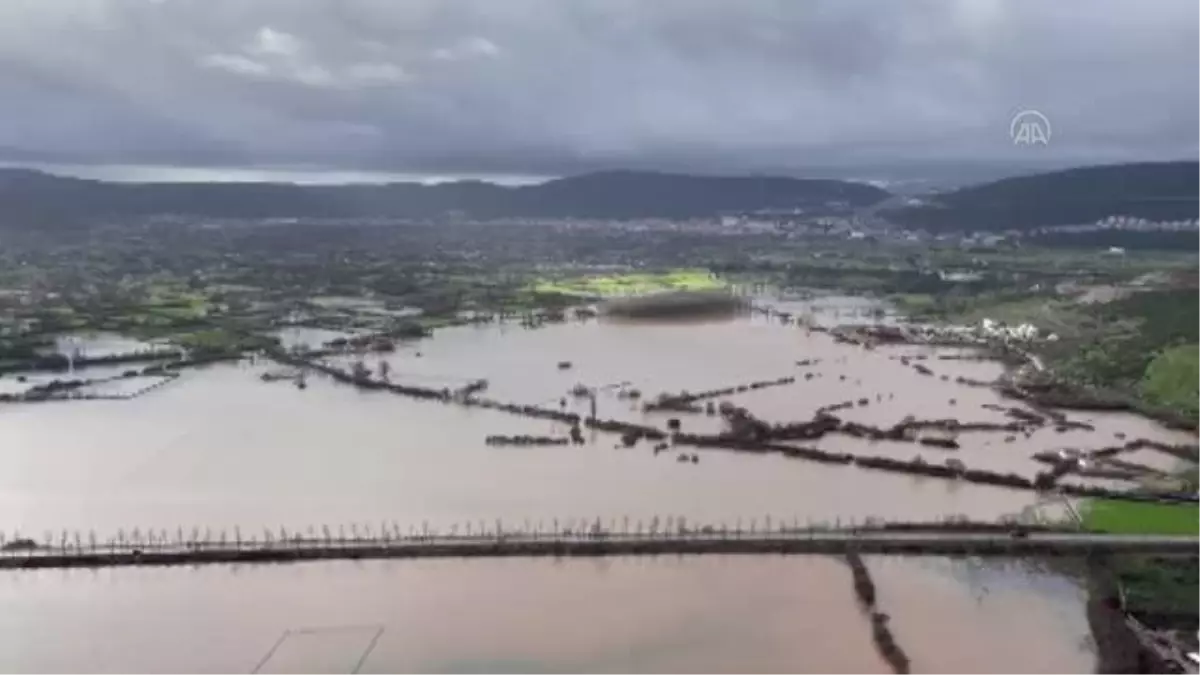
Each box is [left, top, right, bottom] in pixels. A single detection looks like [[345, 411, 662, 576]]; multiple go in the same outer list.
[[1080, 499, 1199, 627], [1117, 557, 1198, 622], [1080, 500, 1199, 536]]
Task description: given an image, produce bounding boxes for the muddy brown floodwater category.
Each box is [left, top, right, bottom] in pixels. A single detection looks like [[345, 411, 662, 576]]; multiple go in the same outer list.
[[2, 312, 1151, 536], [0, 556, 1097, 673], [0, 303, 1191, 671]]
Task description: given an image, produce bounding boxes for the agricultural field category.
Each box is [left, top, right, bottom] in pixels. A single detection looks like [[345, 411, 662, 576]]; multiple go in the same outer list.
[[1080, 499, 1199, 536], [531, 269, 725, 298]]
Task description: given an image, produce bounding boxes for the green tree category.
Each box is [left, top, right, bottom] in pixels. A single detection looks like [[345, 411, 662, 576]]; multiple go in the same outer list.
[[1141, 344, 1199, 420]]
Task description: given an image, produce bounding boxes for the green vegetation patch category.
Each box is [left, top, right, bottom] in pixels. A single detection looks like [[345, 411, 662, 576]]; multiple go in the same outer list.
[[175, 329, 240, 351], [888, 293, 937, 310], [1028, 288, 1200, 421], [145, 303, 208, 320], [1080, 499, 1198, 536], [1141, 344, 1199, 421], [531, 269, 725, 298], [1114, 557, 1198, 619], [172, 328, 274, 357]]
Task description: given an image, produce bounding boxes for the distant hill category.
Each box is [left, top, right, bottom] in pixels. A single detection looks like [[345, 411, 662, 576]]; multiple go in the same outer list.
[[884, 161, 1200, 232], [0, 168, 889, 228]]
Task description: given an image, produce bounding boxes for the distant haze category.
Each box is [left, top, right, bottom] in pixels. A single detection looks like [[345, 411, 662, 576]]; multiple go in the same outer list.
[[0, 160, 1073, 192], [0, 162, 548, 186], [0, 0, 1196, 179]]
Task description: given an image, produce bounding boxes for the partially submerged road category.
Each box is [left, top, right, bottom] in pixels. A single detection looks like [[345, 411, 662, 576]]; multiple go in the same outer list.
[[2, 529, 1195, 570]]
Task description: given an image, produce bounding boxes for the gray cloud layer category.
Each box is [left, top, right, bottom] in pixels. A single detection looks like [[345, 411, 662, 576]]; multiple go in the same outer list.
[[1, 0, 1196, 175]]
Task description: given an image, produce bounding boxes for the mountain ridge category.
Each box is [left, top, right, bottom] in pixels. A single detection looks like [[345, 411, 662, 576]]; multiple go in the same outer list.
[[0, 168, 889, 226], [1, 161, 1196, 232], [885, 161, 1199, 231]]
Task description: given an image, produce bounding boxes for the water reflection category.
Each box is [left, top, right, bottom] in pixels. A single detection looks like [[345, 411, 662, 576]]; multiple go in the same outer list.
[[870, 556, 1096, 673], [0, 555, 1095, 673]]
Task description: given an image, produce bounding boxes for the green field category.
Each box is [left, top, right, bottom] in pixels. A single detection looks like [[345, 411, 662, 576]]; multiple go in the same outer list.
[[887, 293, 937, 310], [1080, 499, 1199, 535], [531, 269, 725, 297]]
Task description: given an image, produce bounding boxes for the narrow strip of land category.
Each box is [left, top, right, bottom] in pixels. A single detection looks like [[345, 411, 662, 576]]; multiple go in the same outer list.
[[2, 530, 1195, 570], [845, 550, 911, 674]]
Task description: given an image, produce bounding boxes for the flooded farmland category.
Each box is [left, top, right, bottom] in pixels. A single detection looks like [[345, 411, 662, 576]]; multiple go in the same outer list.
[[0, 348, 1051, 534], [0, 556, 1097, 673], [0, 300, 1193, 672]]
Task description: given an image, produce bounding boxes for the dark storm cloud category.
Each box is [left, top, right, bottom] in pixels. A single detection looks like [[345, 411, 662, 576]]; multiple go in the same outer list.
[[0, 0, 1196, 175]]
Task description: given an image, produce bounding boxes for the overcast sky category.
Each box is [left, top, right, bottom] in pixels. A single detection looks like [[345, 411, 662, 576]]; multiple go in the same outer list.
[[1, 0, 1196, 178]]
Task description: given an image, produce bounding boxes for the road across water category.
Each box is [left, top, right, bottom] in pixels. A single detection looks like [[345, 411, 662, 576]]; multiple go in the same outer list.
[[2, 529, 1195, 570]]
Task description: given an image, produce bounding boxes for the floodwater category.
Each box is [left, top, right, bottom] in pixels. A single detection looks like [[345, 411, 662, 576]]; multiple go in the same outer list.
[[6, 308, 1171, 537], [0, 556, 1097, 673], [274, 327, 359, 351], [0, 356, 1049, 536], [0, 304, 1190, 671], [334, 311, 1194, 487], [45, 332, 164, 359], [0, 362, 171, 397], [869, 557, 1096, 673]]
